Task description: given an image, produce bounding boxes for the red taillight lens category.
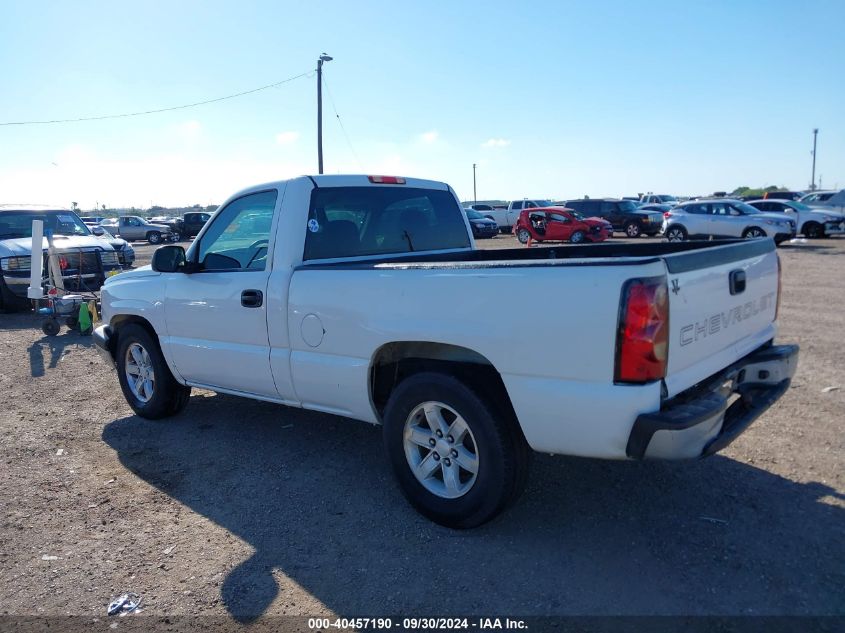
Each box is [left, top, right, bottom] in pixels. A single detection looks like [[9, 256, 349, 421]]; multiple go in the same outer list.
[[58, 255, 69, 270], [615, 277, 669, 383], [775, 254, 782, 320], [663, 211, 672, 219], [368, 175, 406, 184]]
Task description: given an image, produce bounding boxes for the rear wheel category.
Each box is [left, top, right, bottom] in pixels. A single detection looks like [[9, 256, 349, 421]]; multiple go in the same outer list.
[[147, 231, 162, 244], [383, 372, 529, 528], [169, 232, 181, 242], [516, 228, 531, 244], [116, 323, 191, 419], [569, 230, 586, 244], [624, 222, 641, 238], [803, 222, 823, 239], [742, 227, 766, 239], [665, 226, 687, 242]]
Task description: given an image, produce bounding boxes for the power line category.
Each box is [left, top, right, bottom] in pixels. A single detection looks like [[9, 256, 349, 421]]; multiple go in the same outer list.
[[320, 70, 363, 170], [0, 70, 314, 126]]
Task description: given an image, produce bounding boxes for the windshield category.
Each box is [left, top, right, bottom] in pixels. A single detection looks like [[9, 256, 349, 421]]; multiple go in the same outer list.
[[619, 201, 639, 212], [657, 195, 677, 203], [465, 209, 485, 220], [568, 210, 585, 220], [0, 211, 91, 240], [789, 201, 812, 212], [533, 200, 553, 208]]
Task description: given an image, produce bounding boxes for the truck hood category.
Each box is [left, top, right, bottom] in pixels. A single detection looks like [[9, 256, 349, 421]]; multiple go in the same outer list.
[[103, 264, 158, 285], [0, 235, 115, 257]]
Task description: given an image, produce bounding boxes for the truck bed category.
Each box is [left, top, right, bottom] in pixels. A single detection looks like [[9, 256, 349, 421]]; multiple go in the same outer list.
[[298, 238, 773, 271]]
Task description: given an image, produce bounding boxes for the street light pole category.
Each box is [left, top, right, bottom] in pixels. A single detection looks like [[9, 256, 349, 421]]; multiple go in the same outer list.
[[472, 163, 477, 204], [810, 128, 819, 191], [317, 53, 333, 174]]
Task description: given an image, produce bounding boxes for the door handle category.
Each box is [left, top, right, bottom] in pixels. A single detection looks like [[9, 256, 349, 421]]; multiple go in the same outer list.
[[241, 289, 263, 308]]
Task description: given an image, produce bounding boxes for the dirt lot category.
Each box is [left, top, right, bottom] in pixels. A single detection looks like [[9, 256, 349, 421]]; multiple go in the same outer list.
[[0, 235, 843, 622]]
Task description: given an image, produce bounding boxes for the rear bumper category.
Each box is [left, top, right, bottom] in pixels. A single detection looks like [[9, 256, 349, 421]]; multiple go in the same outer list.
[[626, 343, 799, 459]]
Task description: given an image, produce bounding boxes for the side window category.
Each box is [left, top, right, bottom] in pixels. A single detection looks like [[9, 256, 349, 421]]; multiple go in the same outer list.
[[195, 190, 277, 271], [549, 213, 570, 223], [600, 201, 615, 215], [685, 204, 704, 215]]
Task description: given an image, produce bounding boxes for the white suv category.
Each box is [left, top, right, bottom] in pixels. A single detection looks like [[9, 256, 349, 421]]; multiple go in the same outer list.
[[747, 199, 845, 239], [662, 199, 796, 245]]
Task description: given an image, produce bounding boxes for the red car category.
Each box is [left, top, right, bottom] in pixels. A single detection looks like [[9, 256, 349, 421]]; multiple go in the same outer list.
[[513, 207, 612, 244]]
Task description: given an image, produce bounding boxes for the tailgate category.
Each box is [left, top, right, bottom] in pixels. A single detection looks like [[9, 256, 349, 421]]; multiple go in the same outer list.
[[663, 240, 779, 397]]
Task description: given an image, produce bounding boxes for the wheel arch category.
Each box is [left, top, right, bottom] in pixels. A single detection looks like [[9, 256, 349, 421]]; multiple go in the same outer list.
[[369, 341, 522, 436]]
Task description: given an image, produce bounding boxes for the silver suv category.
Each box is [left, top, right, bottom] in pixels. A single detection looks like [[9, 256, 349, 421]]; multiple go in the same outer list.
[[662, 199, 796, 245]]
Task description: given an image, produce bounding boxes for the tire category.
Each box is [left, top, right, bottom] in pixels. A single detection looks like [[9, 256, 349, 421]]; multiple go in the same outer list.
[[516, 228, 531, 244], [169, 232, 181, 243], [803, 222, 823, 239], [624, 222, 641, 238], [569, 230, 585, 244], [665, 225, 687, 242], [383, 372, 529, 529], [116, 323, 191, 419], [742, 227, 766, 239], [41, 318, 60, 336], [147, 231, 162, 244]]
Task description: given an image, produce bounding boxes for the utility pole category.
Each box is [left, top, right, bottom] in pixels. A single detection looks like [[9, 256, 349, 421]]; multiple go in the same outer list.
[[472, 164, 477, 204], [317, 53, 333, 174], [810, 128, 819, 191]]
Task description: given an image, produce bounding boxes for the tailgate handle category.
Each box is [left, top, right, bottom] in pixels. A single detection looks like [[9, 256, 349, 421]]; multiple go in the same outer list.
[[729, 270, 746, 295]]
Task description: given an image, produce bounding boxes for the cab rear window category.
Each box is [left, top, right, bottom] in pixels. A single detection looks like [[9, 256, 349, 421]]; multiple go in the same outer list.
[[304, 187, 470, 260]]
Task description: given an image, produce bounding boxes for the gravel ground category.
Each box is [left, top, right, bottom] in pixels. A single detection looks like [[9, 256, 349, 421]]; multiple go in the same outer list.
[[0, 235, 842, 622]]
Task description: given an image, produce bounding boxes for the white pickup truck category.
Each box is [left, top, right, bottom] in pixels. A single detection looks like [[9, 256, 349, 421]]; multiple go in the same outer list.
[[94, 175, 798, 528]]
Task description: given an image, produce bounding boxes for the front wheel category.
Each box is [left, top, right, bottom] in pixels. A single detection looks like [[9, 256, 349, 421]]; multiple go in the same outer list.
[[383, 372, 529, 528], [743, 227, 766, 239], [516, 228, 532, 244], [169, 232, 181, 242], [803, 222, 823, 239], [569, 230, 585, 244], [147, 231, 162, 244], [116, 323, 191, 419]]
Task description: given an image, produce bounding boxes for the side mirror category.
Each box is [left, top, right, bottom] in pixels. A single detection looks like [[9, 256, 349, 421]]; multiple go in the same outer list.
[[151, 245, 187, 273], [91, 226, 105, 236]]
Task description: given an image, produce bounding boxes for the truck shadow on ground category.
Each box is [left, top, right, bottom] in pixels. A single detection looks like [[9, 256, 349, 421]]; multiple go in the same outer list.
[[102, 393, 844, 620]]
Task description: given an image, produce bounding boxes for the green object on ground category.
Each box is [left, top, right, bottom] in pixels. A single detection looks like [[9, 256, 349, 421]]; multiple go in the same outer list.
[[78, 302, 92, 334]]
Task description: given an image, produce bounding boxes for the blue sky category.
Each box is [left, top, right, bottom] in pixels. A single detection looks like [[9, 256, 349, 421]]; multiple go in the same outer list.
[[1, 0, 843, 208]]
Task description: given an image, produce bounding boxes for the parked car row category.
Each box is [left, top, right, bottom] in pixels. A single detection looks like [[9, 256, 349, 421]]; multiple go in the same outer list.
[[79, 212, 212, 245]]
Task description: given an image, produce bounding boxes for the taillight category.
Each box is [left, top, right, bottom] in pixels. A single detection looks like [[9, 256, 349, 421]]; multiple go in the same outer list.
[[368, 175, 406, 184], [775, 254, 782, 320], [615, 277, 669, 383], [58, 255, 69, 270], [663, 212, 672, 219]]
